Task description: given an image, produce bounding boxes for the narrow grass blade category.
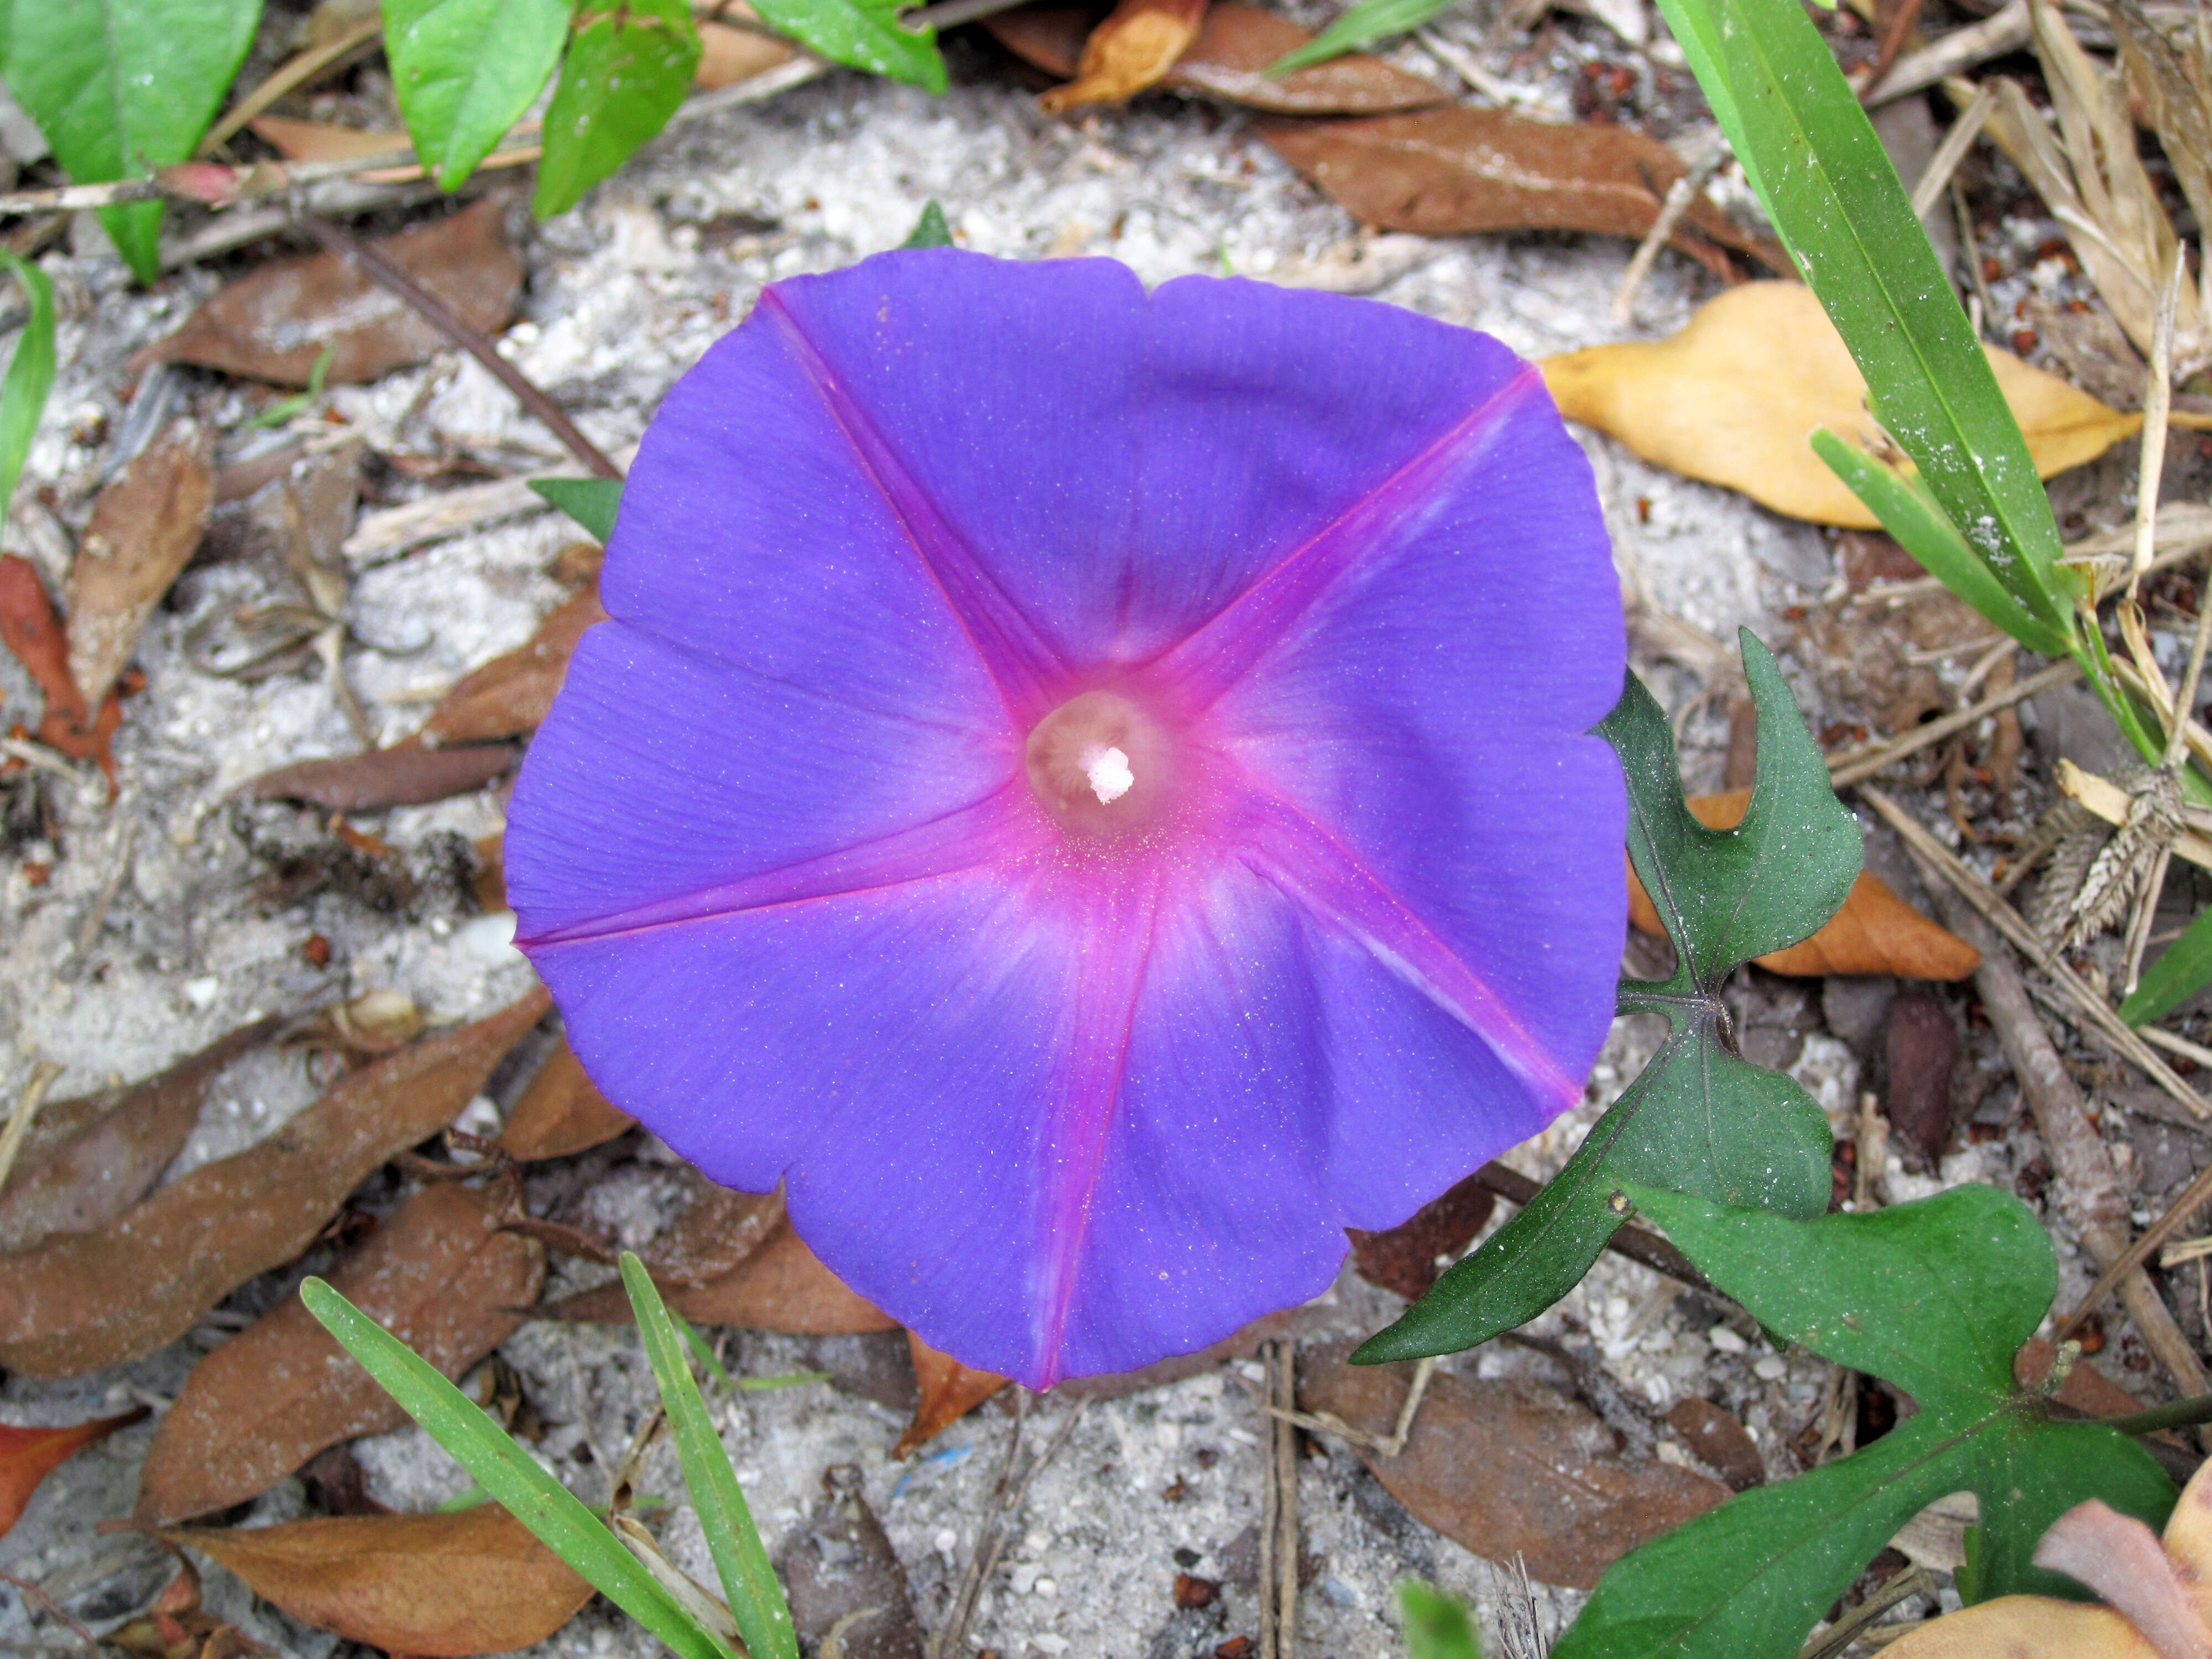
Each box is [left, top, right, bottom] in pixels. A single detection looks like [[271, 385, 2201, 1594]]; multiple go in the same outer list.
[[299, 1277, 734, 1659], [2122, 902, 2212, 1026], [0, 252, 56, 520], [622, 1251, 800, 1659]]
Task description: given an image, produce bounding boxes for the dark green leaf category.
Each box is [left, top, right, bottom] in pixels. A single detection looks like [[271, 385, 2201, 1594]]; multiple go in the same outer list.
[[2121, 901, 2212, 1026], [1267, 0, 1459, 72], [1969, 1413, 2176, 1603], [1399, 1580, 1483, 1659], [533, 0, 702, 220], [749, 0, 946, 92], [900, 200, 953, 248], [530, 477, 625, 544], [0, 0, 262, 282], [0, 251, 55, 519], [385, 0, 570, 191]]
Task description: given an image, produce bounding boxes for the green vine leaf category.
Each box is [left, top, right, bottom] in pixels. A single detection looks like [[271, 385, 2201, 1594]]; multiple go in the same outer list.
[[534, 0, 703, 220]]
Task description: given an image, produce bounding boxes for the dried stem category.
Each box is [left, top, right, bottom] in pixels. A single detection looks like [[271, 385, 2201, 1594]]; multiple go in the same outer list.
[[0, 1060, 64, 1194], [198, 17, 384, 157], [1861, 0, 1930, 104], [1911, 82, 1995, 219], [2058, 1150, 2212, 1341], [1826, 659, 2075, 787], [2131, 253, 2188, 593], [1261, 1339, 1300, 1659]]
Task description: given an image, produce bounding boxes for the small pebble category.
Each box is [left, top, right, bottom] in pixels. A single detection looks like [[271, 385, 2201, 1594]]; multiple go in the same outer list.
[[1708, 1327, 1749, 1354], [1752, 1355, 1788, 1381]]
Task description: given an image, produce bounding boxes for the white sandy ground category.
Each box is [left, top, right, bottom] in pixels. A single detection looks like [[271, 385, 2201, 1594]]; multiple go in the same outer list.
[[0, 38, 2110, 1659]]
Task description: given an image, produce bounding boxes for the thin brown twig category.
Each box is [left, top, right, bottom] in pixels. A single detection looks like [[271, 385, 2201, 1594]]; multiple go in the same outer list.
[[1260, 1339, 1299, 1659], [929, 1396, 1086, 1659], [1826, 659, 2075, 787], [1861, 0, 1930, 104], [0, 1572, 100, 1659], [2057, 1151, 2212, 1341], [0, 1060, 64, 1194], [197, 16, 385, 157], [298, 215, 622, 481]]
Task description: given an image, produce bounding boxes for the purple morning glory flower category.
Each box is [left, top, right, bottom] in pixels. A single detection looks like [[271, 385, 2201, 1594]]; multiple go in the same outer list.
[[505, 250, 1625, 1389]]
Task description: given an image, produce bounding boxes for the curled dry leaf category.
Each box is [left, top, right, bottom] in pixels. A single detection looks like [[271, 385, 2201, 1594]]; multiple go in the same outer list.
[[1541, 282, 2145, 528], [1626, 789, 1980, 979], [986, 1, 1445, 114], [1260, 111, 1788, 283], [163, 1505, 593, 1658], [1346, 1168, 1496, 1301], [0, 987, 548, 1378], [418, 579, 607, 748], [497, 1033, 634, 1160], [248, 740, 518, 810], [1, 1405, 149, 1539], [546, 1219, 895, 1333], [1039, 0, 1209, 111], [1301, 1341, 1728, 1590], [0, 553, 122, 777], [894, 1330, 1010, 1458], [130, 198, 523, 388], [67, 418, 216, 709], [135, 1182, 545, 1525], [0, 1015, 280, 1255]]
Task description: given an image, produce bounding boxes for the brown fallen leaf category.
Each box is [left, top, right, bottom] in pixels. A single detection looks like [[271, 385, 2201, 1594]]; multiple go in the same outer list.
[[1885, 992, 1960, 1162], [1542, 281, 2145, 529], [498, 1034, 634, 1160], [547, 1220, 896, 1333], [1, 1405, 149, 1539], [0, 1016, 281, 1254], [248, 740, 518, 810], [987, 1, 1446, 114], [131, 198, 523, 388], [1040, 0, 1209, 110], [1662, 1397, 1764, 1491], [641, 1170, 787, 1286], [1626, 789, 1980, 979], [472, 830, 509, 912], [247, 114, 410, 163], [66, 419, 216, 710], [135, 1182, 544, 1526], [2016, 1337, 2157, 1422], [0, 987, 547, 1378], [1301, 1340, 1728, 1589], [894, 1331, 1009, 1458], [164, 1505, 593, 1657], [1260, 110, 1788, 283], [779, 1469, 927, 1659], [418, 580, 607, 748], [696, 18, 797, 86], [1347, 1169, 1496, 1302], [0, 552, 123, 778]]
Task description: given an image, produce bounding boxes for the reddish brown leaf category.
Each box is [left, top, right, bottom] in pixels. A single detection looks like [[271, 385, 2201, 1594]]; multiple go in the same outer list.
[[497, 1034, 634, 1160], [1039, 0, 1209, 110], [0, 987, 548, 1378], [0, 1016, 281, 1254], [163, 1505, 593, 1657], [1626, 790, 1980, 979], [66, 419, 215, 710], [641, 1170, 786, 1286], [1347, 1170, 1496, 1301], [1259, 111, 1789, 282], [418, 580, 607, 748], [1663, 1397, 1765, 1491], [135, 1182, 545, 1525], [1056, 1303, 1335, 1401], [894, 1331, 1009, 1457], [0, 1406, 149, 1539], [248, 116, 410, 162], [131, 199, 523, 388], [547, 1220, 896, 1333], [472, 831, 509, 912], [0, 552, 122, 777], [248, 740, 517, 809], [1885, 992, 1960, 1162], [1301, 1341, 1728, 1589], [2016, 1337, 2157, 1421], [988, 1, 1444, 113]]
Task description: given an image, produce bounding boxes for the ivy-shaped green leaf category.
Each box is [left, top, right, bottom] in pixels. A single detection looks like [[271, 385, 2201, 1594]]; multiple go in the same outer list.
[[0, 0, 261, 283], [1553, 1185, 2175, 1659], [534, 0, 703, 220], [750, 0, 946, 92], [385, 0, 570, 191], [1358, 631, 1853, 1364]]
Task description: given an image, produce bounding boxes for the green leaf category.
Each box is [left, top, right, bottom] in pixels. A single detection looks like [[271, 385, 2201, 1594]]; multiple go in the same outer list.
[[1653, 0, 2073, 649], [749, 0, 946, 92], [533, 0, 702, 220], [530, 476, 624, 542], [0, 0, 262, 282], [1549, 1186, 2177, 1658], [0, 251, 56, 521], [901, 200, 953, 249], [299, 1277, 739, 1659], [1399, 1580, 1483, 1659], [2121, 902, 2212, 1026], [620, 1253, 799, 1659], [1358, 632, 1848, 1364], [1267, 0, 1459, 73], [384, 0, 569, 190]]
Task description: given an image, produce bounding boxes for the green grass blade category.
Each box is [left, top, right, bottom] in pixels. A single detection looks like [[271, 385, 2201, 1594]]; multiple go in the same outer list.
[[299, 1277, 734, 1659], [0, 251, 56, 520], [1399, 1580, 1484, 1658], [2121, 903, 2212, 1026], [622, 1253, 800, 1659], [1267, 0, 1459, 72]]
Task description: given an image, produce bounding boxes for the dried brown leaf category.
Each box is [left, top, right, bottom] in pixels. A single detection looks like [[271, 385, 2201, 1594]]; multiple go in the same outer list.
[[0, 552, 122, 777], [248, 740, 517, 809], [1662, 1397, 1764, 1491], [894, 1331, 1009, 1458], [987, 1, 1446, 113], [1260, 110, 1788, 282], [1885, 992, 1960, 1162], [1, 1406, 148, 1540], [0, 1016, 280, 1254], [131, 199, 523, 388], [1626, 788, 1981, 979], [1301, 1340, 1729, 1589], [0, 987, 548, 1378], [546, 1220, 896, 1333], [135, 1182, 544, 1525], [643, 1170, 786, 1286], [246, 116, 409, 162], [66, 419, 215, 709], [497, 1034, 634, 1160], [1543, 281, 2145, 528], [1056, 1303, 1337, 1401], [1040, 0, 1209, 111], [779, 1473, 926, 1659], [696, 18, 797, 87], [163, 1505, 593, 1657], [418, 580, 607, 748], [1346, 1169, 1495, 1301]]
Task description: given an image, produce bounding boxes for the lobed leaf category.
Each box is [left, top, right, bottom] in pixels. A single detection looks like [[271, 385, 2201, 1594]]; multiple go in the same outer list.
[[385, 0, 571, 191], [0, 251, 55, 521], [534, 0, 703, 220]]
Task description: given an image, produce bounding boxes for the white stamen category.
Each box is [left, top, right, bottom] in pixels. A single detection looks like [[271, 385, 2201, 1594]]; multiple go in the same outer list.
[[1079, 743, 1134, 805]]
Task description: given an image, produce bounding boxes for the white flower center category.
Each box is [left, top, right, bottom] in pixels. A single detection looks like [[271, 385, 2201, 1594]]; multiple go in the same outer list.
[[1079, 743, 1134, 805]]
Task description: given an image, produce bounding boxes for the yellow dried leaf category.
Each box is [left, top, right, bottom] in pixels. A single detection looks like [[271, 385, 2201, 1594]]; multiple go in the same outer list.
[[1040, 0, 1209, 111], [1540, 282, 2142, 528]]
